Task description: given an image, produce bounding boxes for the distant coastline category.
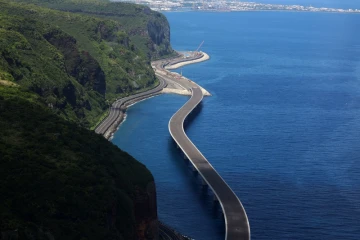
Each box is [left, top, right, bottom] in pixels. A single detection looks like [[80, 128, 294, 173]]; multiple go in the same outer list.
[[161, 9, 360, 14], [114, 0, 360, 14]]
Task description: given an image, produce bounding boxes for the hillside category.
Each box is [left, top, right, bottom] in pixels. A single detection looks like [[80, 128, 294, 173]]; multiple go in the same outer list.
[[0, 1, 175, 238], [10, 0, 175, 59], [0, 83, 158, 240], [0, 0, 169, 127]]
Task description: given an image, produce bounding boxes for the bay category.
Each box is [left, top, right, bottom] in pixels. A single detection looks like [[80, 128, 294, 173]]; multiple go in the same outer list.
[[113, 12, 360, 239]]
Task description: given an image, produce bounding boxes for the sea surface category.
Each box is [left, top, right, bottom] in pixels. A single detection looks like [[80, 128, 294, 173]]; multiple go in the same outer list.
[[112, 12, 360, 240]]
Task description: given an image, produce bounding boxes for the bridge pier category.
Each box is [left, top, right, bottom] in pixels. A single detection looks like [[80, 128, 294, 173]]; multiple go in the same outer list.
[[168, 85, 250, 239], [191, 165, 198, 174], [201, 178, 207, 186], [201, 179, 208, 190]]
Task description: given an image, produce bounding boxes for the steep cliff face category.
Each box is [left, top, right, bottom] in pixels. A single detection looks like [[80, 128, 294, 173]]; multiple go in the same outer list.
[[133, 182, 159, 240], [44, 29, 106, 96], [0, 1, 160, 126], [146, 14, 173, 58], [10, 0, 175, 59], [0, 85, 159, 240], [0, 0, 173, 239], [0, 12, 107, 126]]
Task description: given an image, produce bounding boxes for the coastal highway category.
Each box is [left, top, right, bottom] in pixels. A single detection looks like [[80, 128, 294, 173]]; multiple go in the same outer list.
[[95, 51, 250, 239], [152, 55, 202, 92], [164, 52, 205, 70], [94, 54, 202, 240], [95, 52, 203, 138], [95, 77, 166, 137], [159, 223, 184, 240], [169, 86, 250, 240]]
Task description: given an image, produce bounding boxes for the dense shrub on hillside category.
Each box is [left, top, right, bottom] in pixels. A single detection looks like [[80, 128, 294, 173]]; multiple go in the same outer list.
[[0, 0, 163, 127], [0, 13, 107, 127], [10, 0, 175, 59], [0, 86, 157, 240]]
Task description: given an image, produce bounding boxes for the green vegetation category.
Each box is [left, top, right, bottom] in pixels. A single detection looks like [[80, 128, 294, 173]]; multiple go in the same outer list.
[[0, 0, 174, 127], [10, 0, 175, 59], [0, 1, 170, 238], [0, 8, 104, 127], [0, 85, 154, 239]]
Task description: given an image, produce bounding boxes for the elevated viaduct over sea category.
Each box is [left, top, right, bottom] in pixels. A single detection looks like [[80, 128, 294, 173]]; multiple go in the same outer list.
[[96, 51, 250, 240], [164, 62, 250, 240]]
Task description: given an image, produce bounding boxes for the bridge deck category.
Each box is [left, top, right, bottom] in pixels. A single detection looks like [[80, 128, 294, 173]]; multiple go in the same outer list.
[[169, 87, 250, 240]]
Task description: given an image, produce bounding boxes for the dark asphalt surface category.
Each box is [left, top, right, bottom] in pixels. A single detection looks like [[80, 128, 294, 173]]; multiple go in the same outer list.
[[95, 77, 166, 137], [159, 223, 184, 240], [169, 87, 250, 240], [95, 53, 196, 137], [95, 53, 250, 239], [96, 53, 205, 137], [165, 53, 204, 68]]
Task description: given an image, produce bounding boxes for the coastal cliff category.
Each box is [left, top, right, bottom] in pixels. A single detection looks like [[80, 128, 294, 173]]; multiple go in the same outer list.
[[10, 0, 175, 59], [0, 85, 158, 240], [1, 0, 174, 127], [0, 0, 172, 239]]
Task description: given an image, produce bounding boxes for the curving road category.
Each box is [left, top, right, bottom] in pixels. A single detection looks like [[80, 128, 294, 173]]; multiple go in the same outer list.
[[95, 53, 199, 138], [96, 52, 207, 138], [95, 52, 250, 239], [95, 77, 166, 137], [159, 223, 184, 240], [168, 87, 251, 240]]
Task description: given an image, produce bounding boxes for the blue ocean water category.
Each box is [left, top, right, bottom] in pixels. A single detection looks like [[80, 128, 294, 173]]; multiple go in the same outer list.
[[112, 12, 360, 239]]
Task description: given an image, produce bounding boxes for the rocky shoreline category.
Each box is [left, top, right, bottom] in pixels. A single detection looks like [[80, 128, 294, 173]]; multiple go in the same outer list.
[[96, 51, 211, 140]]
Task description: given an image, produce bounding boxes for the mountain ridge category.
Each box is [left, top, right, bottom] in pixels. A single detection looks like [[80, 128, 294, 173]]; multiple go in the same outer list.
[[0, 0, 174, 127], [0, 1, 175, 239]]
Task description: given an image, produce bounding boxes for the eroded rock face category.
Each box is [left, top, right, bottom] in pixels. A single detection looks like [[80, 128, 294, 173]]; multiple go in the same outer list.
[[146, 15, 173, 58], [76, 51, 106, 96], [133, 181, 158, 240], [43, 29, 106, 96], [147, 20, 165, 46]]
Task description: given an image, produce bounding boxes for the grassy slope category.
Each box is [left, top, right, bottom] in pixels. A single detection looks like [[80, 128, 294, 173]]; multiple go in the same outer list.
[[0, 11, 107, 127], [0, 84, 154, 240], [10, 0, 175, 59], [0, 0, 159, 127], [0, 1, 170, 239]]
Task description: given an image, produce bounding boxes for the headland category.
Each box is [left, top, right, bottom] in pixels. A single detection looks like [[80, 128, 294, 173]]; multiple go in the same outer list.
[[165, 51, 210, 70], [95, 51, 210, 139], [97, 50, 251, 240]]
